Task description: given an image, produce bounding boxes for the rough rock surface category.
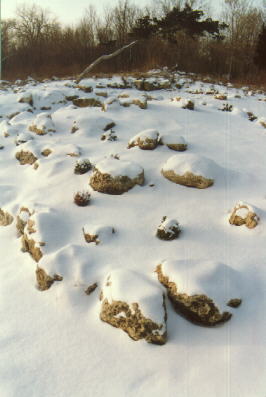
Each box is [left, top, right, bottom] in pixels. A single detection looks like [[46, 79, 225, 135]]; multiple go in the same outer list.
[[36, 267, 63, 291], [229, 202, 259, 229], [17, 208, 44, 262], [100, 269, 167, 344], [162, 170, 213, 188], [15, 150, 38, 167], [156, 264, 232, 326], [72, 98, 102, 107], [0, 209, 14, 226]]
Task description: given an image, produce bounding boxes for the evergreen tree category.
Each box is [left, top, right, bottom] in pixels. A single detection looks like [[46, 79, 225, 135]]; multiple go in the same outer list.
[[131, 3, 227, 43], [254, 25, 266, 70]]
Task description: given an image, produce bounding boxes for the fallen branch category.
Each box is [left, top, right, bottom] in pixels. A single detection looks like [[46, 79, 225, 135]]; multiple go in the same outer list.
[[75, 41, 138, 83]]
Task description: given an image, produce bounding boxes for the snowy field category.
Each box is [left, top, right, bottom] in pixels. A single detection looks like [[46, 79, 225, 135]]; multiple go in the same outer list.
[[0, 71, 265, 396]]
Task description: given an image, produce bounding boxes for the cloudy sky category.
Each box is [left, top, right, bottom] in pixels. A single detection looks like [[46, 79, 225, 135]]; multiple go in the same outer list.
[[1, 0, 264, 25], [2, 0, 222, 25], [2, 0, 150, 24]]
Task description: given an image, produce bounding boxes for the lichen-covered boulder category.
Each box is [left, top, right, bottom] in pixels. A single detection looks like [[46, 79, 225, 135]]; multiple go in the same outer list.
[[156, 260, 235, 326], [156, 216, 181, 240], [100, 269, 167, 344], [160, 134, 187, 151], [90, 158, 144, 195], [229, 201, 259, 229], [128, 128, 159, 150], [29, 113, 56, 135], [0, 209, 13, 226], [161, 153, 216, 189]]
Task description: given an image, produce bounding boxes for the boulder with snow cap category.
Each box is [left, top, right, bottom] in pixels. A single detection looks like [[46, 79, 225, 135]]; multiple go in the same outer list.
[[229, 201, 259, 229], [90, 157, 144, 195], [161, 153, 216, 188], [100, 269, 167, 344], [160, 134, 187, 151], [128, 128, 159, 150], [155, 260, 235, 327]]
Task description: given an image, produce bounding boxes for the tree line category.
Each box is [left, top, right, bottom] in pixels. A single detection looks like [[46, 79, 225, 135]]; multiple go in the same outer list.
[[1, 0, 266, 82]]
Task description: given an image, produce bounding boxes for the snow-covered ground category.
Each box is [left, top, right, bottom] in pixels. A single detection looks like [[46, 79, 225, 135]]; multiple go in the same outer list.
[[0, 72, 265, 396]]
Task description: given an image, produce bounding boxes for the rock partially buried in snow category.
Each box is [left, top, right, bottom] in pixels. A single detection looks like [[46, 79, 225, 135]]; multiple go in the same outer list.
[[100, 269, 167, 345], [128, 128, 159, 150], [29, 113, 56, 135], [161, 153, 215, 188], [0, 208, 13, 226], [36, 267, 63, 291], [156, 216, 181, 240], [15, 150, 38, 168], [72, 98, 102, 108], [156, 260, 233, 327], [17, 207, 46, 262], [90, 158, 144, 195], [229, 201, 259, 229], [18, 92, 33, 106], [160, 134, 187, 151], [83, 224, 115, 245]]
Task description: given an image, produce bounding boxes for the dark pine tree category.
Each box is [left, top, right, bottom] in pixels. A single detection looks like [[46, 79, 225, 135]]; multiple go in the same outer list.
[[254, 25, 266, 71]]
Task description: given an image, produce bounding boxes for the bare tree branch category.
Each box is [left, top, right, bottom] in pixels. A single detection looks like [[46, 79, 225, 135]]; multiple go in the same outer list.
[[75, 40, 138, 83]]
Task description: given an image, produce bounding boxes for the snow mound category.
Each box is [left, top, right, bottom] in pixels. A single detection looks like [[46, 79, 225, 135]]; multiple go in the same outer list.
[[29, 113, 56, 135], [128, 128, 159, 150], [100, 268, 167, 344], [162, 153, 217, 188], [83, 224, 115, 244], [0, 120, 18, 137]]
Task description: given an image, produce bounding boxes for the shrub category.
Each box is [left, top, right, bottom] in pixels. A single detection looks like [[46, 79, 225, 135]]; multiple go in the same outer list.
[[74, 191, 91, 206], [74, 159, 92, 175]]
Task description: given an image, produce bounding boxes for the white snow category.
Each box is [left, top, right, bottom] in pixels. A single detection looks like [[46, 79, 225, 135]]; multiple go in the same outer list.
[[157, 218, 179, 234], [160, 134, 186, 145], [95, 157, 143, 178], [0, 73, 266, 397]]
